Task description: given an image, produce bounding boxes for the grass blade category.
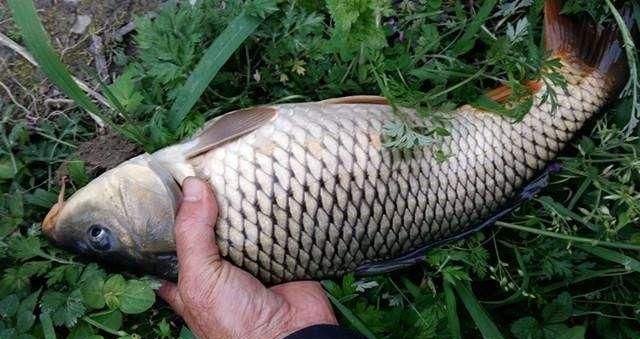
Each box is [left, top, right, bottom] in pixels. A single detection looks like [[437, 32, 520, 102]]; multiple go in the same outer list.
[[167, 11, 263, 131], [322, 282, 376, 339], [576, 245, 640, 273], [7, 0, 101, 117], [443, 280, 462, 339], [496, 221, 640, 251], [453, 281, 504, 339], [538, 196, 600, 232]]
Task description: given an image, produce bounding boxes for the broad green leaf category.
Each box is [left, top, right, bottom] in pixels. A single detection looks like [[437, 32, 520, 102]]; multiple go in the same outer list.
[[0, 157, 23, 180], [63, 266, 82, 287], [63, 290, 87, 327], [7, 192, 24, 219], [100, 275, 154, 314], [16, 290, 40, 333], [41, 290, 86, 328], [454, 282, 504, 339], [557, 326, 586, 339], [25, 189, 58, 209], [66, 321, 99, 339], [542, 292, 572, 324], [67, 160, 90, 188], [79, 264, 106, 309], [0, 294, 20, 318], [544, 323, 571, 338], [106, 70, 144, 114], [167, 11, 264, 131], [119, 280, 155, 314], [0, 221, 19, 240], [79, 263, 106, 309], [0, 268, 31, 296], [179, 326, 196, 339], [81, 276, 105, 309], [0, 328, 18, 338], [91, 310, 123, 332], [8, 122, 28, 145], [451, 0, 498, 55], [511, 317, 542, 339], [103, 275, 126, 310], [40, 292, 66, 316], [155, 318, 172, 338], [8, 236, 42, 261], [7, 0, 101, 116], [45, 266, 67, 286], [39, 312, 57, 339]]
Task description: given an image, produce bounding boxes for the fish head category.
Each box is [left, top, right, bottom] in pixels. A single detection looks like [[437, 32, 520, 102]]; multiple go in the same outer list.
[[43, 154, 181, 278]]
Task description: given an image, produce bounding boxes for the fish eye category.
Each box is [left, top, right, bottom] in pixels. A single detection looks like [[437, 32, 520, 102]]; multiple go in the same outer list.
[[87, 224, 112, 251]]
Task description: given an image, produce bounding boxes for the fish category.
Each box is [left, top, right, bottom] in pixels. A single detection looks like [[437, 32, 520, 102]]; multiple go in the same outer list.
[[42, 0, 635, 284]]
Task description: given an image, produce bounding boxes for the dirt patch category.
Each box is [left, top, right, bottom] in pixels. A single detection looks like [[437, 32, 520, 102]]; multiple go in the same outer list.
[[56, 130, 142, 180], [0, 0, 163, 116]]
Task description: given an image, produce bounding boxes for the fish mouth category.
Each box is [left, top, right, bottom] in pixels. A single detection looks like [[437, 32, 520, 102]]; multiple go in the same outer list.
[[42, 201, 64, 241], [152, 252, 178, 281], [42, 178, 68, 241]]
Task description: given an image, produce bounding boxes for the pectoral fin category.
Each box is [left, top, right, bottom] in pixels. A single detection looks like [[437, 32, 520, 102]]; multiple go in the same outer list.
[[185, 106, 278, 159]]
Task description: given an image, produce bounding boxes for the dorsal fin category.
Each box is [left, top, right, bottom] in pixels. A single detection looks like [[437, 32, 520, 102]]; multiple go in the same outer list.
[[319, 95, 389, 105], [185, 106, 277, 159]]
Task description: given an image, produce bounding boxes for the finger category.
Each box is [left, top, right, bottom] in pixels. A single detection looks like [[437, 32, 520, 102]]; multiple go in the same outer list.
[[157, 280, 185, 315], [174, 177, 220, 276]]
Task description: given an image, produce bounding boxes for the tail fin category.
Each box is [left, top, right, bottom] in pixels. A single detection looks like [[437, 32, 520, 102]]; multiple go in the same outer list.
[[543, 0, 636, 92]]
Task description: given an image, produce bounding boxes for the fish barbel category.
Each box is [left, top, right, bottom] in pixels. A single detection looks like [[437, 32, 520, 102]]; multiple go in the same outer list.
[[43, 0, 634, 283]]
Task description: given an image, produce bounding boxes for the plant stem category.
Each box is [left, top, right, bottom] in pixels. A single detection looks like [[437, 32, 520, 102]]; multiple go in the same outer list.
[[35, 132, 78, 149], [37, 250, 77, 265], [83, 316, 128, 337], [496, 221, 640, 251]]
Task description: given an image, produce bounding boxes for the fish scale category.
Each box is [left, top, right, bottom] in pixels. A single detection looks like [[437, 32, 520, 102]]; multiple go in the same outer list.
[[185, 62, 608, 283]]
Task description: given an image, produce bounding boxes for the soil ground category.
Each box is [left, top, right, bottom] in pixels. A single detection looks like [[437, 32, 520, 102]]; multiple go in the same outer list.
[[1, 0, 160, 174]]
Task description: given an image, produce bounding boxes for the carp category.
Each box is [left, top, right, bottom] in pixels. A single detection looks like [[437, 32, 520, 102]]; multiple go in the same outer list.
[[43, 0, 635, 283]]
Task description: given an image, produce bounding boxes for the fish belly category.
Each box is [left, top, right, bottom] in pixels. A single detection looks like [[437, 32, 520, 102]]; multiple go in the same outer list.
[[191, 62, 607, 283]]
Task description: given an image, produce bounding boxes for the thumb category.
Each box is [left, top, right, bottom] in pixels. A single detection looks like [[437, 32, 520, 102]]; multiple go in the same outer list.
[[174, 177, 220, 277]]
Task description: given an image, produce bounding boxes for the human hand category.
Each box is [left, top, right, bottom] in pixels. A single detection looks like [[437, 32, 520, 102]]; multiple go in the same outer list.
[[158, 177, 338, 339]]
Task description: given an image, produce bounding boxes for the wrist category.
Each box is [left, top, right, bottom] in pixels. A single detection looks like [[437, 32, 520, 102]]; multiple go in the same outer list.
[[253, 302, 338, 339]]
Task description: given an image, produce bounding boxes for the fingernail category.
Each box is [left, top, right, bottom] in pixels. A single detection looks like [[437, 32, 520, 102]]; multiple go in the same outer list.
[[182, 177, 202, 202]]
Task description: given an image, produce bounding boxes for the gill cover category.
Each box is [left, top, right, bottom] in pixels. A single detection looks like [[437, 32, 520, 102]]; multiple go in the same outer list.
[[43, 153, 181, 256]]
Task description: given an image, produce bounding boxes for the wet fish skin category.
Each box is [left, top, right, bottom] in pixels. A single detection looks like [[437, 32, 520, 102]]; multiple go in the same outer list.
[[153, 61, 608, 283]]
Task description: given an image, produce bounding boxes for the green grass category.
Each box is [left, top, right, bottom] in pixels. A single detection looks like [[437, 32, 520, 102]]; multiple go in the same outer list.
[[166, 9, 269, 131], [1, 0, 640, 338]]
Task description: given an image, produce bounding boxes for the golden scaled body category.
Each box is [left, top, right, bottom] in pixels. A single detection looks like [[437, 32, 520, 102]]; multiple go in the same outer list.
[[150, 61, 608, 283], [43, 0, 628, 283]]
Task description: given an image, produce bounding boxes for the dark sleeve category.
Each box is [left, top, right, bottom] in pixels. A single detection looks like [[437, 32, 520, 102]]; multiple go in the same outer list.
[[284, 324, 366, 339]]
